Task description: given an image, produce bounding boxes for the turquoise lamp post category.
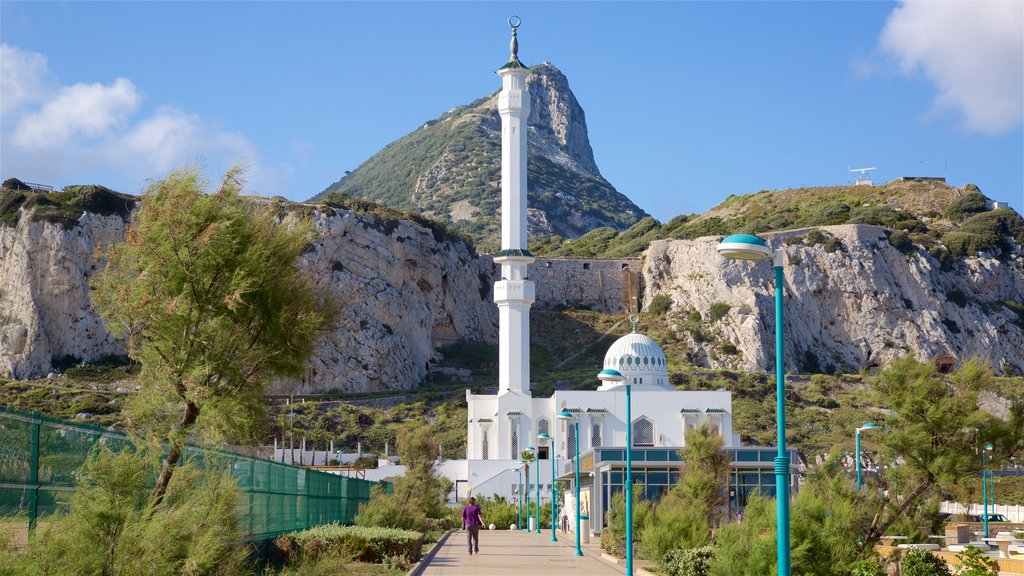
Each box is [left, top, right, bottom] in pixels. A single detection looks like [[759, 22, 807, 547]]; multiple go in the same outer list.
[[855, 423, 877, 491], [556, 410, 583, 556], [526, 446, 536, 532], [597, 367, 629, 574], [717, 233, 791, 576], [533, 444, 542, 534], [538, 432, 557, 541], [518, 459, 526, 531], [983, 442, 993, 537]]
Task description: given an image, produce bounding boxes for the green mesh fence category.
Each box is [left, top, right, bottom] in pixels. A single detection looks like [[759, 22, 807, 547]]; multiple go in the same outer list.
[[0, 405, 380, 541]]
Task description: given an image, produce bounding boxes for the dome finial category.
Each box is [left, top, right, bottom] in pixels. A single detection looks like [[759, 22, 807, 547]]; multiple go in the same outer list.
[[508, 16, 521, 62], [629, 313, 640, 333]]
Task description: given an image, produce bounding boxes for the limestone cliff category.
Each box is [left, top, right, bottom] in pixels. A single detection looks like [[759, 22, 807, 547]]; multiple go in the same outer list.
[[642, 225, 1024, 375], [0, 212, 131, 378], [0, 203, 498, 389]]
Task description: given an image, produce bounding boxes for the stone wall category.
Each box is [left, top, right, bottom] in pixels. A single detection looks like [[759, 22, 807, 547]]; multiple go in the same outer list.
[[526, 257, 640, 313]]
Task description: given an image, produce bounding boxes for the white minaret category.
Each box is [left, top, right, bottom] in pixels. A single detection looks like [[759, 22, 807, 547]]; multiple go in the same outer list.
[[494, 17, 534, 396]]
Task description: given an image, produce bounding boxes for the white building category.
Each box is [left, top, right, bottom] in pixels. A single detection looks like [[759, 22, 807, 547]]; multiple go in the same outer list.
[[352, 20, 796, 534]]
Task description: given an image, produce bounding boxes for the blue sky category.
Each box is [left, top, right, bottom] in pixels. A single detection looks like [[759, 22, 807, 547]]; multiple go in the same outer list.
[[2, 1, 1021, 221]]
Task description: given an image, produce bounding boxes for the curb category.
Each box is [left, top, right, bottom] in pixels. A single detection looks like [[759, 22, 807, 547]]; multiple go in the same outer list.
[[406, 529, 453, 576]]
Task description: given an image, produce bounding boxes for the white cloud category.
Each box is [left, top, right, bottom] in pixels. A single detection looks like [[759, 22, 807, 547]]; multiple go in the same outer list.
[[14, 78, 140, 147], [0, 44, 54, 115], [880, 1, 1024, 134], [1, 45, 286, 194]]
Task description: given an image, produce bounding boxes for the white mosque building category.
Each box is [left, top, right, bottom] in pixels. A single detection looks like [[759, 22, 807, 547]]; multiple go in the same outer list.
[[356, 20, 795, 534]]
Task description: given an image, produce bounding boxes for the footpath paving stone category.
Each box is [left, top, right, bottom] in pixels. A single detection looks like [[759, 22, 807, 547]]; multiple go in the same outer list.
[[419, 528, 625, 575]]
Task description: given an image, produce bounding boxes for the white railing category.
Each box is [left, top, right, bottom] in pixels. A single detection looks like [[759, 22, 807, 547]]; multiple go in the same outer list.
[[940, 501, 1024, 522]]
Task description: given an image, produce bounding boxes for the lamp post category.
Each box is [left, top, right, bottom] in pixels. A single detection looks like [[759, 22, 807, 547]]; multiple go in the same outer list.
[[717, 233, 790, 576], [538, 432, 557, 541], [597, 367, 629, 574], [534, 445, 542, 534], [528, 446, 536, 532], [518, 459, 526, 531], [983, 442, 993, 538], [855, 422, 877, 491], [556, 410, 583, 556]]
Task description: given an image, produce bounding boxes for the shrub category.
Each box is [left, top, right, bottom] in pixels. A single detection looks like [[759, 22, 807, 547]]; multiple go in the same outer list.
[[945, 191, 988, 222], [10, 447, 248, 576], [663, 546, 716, 576], [900, 547, 951, 576], [947, 290, 967, 308], [953, 545, 997, 575], [281, 524, 423, 564], [850, 558, 886, 576], [708, 302, 731, 323], [649, 294, 673, 315], [961, 208, 1024, 250], [941, 232, 987, 259], [601, 485, 653, 559], [2, 178, 31, 191], [889, 230, 916, 254], [809, 202, 851, 226], [848, 205, 905, 227]]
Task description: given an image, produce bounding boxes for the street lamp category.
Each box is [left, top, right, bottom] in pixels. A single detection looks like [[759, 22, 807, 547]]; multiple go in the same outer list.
[[855, 423, 878, 491], [717, 233, 791, 576], [597, 367, 630, 575], [983, 442, 993, 538], [556, 410, 583, 556], [518, 459, 526, 531], [539, 432, 557, 541], [526, 446, 536, 532]]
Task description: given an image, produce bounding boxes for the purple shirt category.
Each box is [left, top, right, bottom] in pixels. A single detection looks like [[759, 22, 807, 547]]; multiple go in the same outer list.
[[462, 504, 483, 527]]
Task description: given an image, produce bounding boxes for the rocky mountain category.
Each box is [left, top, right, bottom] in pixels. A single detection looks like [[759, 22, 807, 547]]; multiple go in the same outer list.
[[312, 64, 646, 251]]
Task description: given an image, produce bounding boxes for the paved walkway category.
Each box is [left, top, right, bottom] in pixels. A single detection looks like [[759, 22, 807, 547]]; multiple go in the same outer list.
[[420, 529, 625, 575]]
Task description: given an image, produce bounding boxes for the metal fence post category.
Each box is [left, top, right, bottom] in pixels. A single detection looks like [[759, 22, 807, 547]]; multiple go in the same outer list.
[[28, 411, 40, 535]]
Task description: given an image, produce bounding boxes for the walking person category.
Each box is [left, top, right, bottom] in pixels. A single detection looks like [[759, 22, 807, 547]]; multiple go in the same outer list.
[[462, 497, 485, 554]]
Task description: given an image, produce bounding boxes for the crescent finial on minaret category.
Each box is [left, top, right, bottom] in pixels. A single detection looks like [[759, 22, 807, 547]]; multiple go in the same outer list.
[[509, 16, 521, 61]]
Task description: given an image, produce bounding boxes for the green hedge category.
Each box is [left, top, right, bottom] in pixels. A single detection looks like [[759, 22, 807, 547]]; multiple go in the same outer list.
[[275, 523, 424, 564]]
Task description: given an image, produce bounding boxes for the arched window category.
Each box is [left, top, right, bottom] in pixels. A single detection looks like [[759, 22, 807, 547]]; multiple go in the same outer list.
[[567, 422, 578, 457], [633, 417, 654, 447], [538, 418, 550, 436], [511, 423, 519, 457], [482, 431, 489, 460], [591, 423, 602, 448]]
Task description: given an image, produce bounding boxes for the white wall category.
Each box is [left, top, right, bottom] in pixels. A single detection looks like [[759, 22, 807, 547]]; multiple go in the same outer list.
[[940, 501, 1024, 523]]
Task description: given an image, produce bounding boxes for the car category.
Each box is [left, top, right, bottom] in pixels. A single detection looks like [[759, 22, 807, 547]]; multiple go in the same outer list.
[[968, 513, 1009, 522]]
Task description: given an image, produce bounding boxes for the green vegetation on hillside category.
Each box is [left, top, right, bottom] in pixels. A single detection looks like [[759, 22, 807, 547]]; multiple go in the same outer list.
[[531, 181, 1023, 263], [1, 181, 135, 229]]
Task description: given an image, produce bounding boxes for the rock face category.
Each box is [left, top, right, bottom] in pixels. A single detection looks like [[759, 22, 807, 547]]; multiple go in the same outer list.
[[643, 225, 1024, 375], [272, 208, 497, 394], [0, 211, 131, 378], [0, 205, 498, 390], [314, 63, 645, 251]]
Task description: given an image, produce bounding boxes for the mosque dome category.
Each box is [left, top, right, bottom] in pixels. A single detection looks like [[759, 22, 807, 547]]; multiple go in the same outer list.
[[600, 327, 670, 389]]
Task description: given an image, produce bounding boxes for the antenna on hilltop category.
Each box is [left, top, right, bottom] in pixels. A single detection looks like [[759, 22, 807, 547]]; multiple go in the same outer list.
[[849, 167, 877, 186]]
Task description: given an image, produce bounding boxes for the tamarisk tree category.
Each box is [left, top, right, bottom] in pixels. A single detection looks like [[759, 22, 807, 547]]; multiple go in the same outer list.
[[93, 167, 335, 508]]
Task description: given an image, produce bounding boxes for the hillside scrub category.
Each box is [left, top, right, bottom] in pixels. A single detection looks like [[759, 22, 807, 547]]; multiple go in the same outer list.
[[531, 181, 1017, 260], [1, 446, 249, 576]]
